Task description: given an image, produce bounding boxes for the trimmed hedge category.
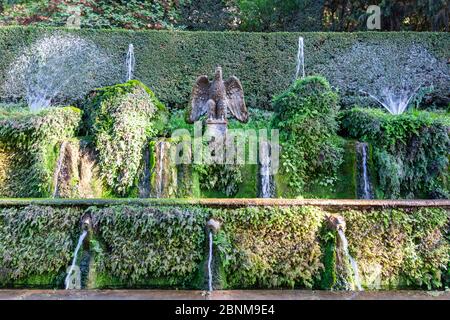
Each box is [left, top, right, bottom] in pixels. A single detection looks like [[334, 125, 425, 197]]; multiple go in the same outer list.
[[84, 80, 167, 197], [0, 27, 449, 110], [0, 106, 82, 197]]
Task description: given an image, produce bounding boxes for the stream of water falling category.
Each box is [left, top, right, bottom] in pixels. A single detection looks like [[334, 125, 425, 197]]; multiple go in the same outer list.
[[358, 142, 372, 199], [157, 141, 165, 198], [337, 229, 362, 291], [65, 230, 88, 290], [207, 231, 213, 292], [126, 44, 135, 81], [52, 141, 68, 198], [295, 36, 305, 80]]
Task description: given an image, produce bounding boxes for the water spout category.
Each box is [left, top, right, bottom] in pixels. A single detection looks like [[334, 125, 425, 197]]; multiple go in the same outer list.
[[295, 37, 305, 80], [356, 142, 373, 199], [337, 229, 363, 291], [126, 44, 135, 81], [360, 87, 421, 115], [65, 229, 88, 290]]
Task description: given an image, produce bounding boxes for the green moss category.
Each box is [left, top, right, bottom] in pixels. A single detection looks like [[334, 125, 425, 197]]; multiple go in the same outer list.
[[90, 205, 207, 288]]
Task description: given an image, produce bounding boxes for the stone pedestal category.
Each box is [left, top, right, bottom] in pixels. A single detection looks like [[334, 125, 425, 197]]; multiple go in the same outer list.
[[205, 119, 228, 138]]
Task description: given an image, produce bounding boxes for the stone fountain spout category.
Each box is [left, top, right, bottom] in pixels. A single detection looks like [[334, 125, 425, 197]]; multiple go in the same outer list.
[[206, 218, 222, 234]]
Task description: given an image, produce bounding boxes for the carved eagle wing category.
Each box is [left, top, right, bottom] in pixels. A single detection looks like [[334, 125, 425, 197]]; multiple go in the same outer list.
[[188, 75, 210, 123], [225, 76, 248, 123]]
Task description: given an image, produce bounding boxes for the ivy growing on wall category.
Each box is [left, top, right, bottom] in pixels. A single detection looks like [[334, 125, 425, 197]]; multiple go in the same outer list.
[[214, 206, 325, 288]]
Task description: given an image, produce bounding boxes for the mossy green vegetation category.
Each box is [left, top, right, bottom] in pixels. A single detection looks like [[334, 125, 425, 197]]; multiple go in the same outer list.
[[0, 106, 82, 197], [213, 206, 326, 289], [89, 205, 207, 289], [340, 108, 450, 199], [0, 203, 448, 290], [83, 80, 168, 197]]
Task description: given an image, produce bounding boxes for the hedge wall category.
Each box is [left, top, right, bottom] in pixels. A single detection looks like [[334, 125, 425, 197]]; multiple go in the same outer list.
[[0, 27, 449, 110], [0, 203, 448, 290]]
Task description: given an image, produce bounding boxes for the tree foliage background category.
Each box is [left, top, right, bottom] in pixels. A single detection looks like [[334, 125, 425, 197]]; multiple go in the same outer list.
[[0, 0, 448, 31]]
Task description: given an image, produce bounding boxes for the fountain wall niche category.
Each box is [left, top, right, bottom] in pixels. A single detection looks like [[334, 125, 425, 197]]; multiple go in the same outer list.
[[356, 142, 374, 199], [52, 140, 103, 198], [150, 139, 178, 198], [205, 219, 222, 292]]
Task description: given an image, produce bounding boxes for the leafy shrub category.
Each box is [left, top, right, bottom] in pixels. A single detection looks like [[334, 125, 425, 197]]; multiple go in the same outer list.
[[214, 206, 325, 288], [343, 208, 450, 290], [272, 76, 343, 195], [0, 205, 82, 287], [91, 205, 207, 288], [340, 108, 450, 198], [0, 106, 82, 197], [83, 80, 167, 197]]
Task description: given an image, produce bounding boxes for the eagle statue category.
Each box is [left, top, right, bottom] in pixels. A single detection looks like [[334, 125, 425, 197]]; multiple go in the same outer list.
[[187, 66, 248, 124]]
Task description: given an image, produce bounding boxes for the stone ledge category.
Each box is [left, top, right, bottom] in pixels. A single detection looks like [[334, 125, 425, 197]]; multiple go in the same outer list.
[[0, 198, 448, 211]]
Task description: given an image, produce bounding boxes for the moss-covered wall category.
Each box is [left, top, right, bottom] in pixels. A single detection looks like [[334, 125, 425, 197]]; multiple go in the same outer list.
[[0, 201, 448, 290], [0, 27, 448, 110]]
